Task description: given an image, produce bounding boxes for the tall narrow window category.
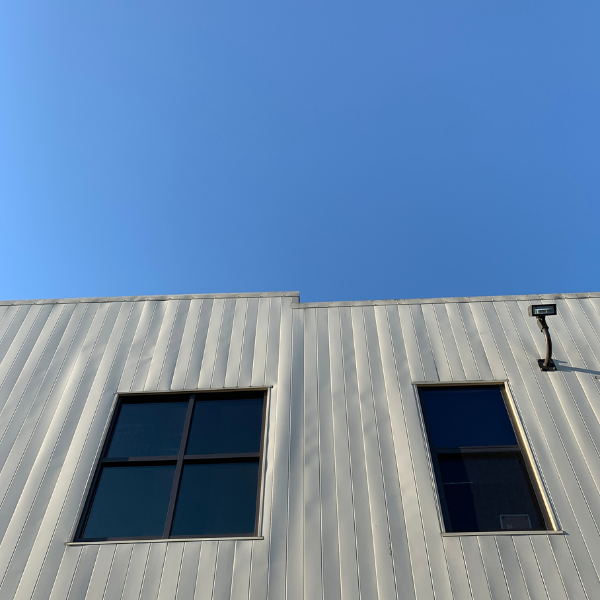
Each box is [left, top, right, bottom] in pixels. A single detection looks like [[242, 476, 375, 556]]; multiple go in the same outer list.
[[76, 390, 266, 541], [419, 385, 549, 533]]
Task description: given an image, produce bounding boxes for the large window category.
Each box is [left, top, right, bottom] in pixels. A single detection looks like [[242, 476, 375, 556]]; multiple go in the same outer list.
[[76, 390, 267, 541], [419, 385, 550, 533]]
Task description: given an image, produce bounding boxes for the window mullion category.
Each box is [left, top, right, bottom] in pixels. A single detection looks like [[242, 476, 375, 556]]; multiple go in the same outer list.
[[163, 394, 196, 538]]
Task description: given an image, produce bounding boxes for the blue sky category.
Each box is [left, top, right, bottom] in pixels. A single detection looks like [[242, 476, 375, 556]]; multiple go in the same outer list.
[[1, 2, 598, 302]]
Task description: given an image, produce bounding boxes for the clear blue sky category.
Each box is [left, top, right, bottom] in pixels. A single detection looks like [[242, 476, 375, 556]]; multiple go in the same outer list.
[[1, 2, 598, 302]]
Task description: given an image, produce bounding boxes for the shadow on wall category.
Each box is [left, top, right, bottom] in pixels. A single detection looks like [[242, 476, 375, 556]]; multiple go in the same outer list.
[[553, 361, 600, 376]]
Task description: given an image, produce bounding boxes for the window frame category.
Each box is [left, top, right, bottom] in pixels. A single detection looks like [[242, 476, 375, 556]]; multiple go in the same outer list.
[[74, 389, 269, 543], [416, 382, 556, 534]]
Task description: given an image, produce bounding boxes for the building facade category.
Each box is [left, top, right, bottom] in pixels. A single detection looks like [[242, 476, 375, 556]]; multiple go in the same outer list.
[[0, 291, 599, 599]]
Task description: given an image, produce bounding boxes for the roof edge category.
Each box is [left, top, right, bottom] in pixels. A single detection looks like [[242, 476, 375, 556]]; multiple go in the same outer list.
[[0, 291, 301, 306], [292, 291, 600, 309]]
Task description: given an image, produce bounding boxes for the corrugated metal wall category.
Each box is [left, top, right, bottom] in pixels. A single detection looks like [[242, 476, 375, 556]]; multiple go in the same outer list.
[[0, 292, 599, 600]]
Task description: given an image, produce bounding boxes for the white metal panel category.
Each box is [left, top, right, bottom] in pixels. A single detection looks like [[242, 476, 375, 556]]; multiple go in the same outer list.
[[156, 543, 184, 600], [315, 308, 342, 600], [212, 543, 235, 600], [229, 542, 252, 600], [102, 544, 134, 600], [302, 308, 322, 600], [211, 299, 237, 390], [194, 541, 218, 600], [170, 299, 204, 391], [157, 301, 192, 392], [384, 305, 435, 600], [176, 543, 201, 600], [0, 291, 598, 599], [184, 298, 214, 390], [326, 307, 360, 600]]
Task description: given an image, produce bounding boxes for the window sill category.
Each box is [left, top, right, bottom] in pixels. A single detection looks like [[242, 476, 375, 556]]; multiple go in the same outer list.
[[67, 536, 264, 546], [442, 530, 564, 537]]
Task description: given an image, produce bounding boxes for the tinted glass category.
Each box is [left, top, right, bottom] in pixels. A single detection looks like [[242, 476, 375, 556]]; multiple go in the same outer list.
[[186, 398, 264, 455], [82, 465, 175, 539], [438, 454, 546, 532], [171, 462, 259, 536], [420, 386, 517, 448], [107, 400, 188, 457]]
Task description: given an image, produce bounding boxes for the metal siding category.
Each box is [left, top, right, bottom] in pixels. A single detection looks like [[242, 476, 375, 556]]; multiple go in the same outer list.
[[0, 292, 599, 599]]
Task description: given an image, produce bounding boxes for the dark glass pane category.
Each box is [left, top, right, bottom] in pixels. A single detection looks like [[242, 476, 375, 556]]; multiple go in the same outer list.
[[171, 462, 259, 536], [186, 398, 264, 455], [438, 454, 546, 532], [82, 465, 175, 539], [107, 399, 188, 457], [420, 386, 517, 448]]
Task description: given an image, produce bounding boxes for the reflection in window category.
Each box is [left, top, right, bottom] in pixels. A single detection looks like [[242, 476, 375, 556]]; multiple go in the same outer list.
[[76, 391, 266, 541], [419, 385, 549, 533]]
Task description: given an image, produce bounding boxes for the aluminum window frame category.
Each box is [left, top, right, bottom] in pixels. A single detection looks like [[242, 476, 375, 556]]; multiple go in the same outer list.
[[416, 382, 557, 534], [74, 388, 269, 542]]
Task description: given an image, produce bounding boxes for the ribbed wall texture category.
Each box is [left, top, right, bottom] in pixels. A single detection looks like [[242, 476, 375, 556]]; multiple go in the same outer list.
[[0, 291, 599, 599]]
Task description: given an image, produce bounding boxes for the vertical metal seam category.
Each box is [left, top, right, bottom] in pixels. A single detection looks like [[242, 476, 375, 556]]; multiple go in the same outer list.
[[549, 330, 600, 486], [29, 303, 134, 599], [209, 301, 228, 389], [99, 545, 118, 600], [550, 304, 600, 433], [0, 303, 91, 511], [235, 298, 250, 388], [444, 304, 472, 381], [210, 541, 220, 600], [492, 537, 513, 600], [543, 537, 574, 600], [338, 308, 363, 600], [315, 310, 325, 600], [475, 537, 495, 600], [139, 302, 170, 393], [261, 298, 272, 386], [181, 299, 203, 391], [458, 304, 482, 379], [1, 303, 113, 595], [389, 304, 436, 600], [0, 306, 29, 368], [247, 540, 254, 600], [228, 542, 238, 600], [462, 303, 494, 379], [380, 306, 418, 600], [327, 308, 350, 600], [491, 303, 600, 587], [489, 304, 578, 526], [156, 300, 181, 391], [0, 305, 46, 392], [129, 302, 158, 392], [525, 538, 552, 600], [360, 307, 398, 600], [458, 539, 475, 600], [511, 537, 538, 600], [173, 543, 188, 600], [137, 545, 153, 600], [504, 303, 600, 533], [0, 304, 67, 447], [263, 296, 286, 600], [407, 306, 427, 381], [56, 546, 83, 600], [284, 308, 302, 600], [194, 543, 204, 600], [575, 299, 600, 360], [0, 306, 19, 346], [559, 301, 595, 369], [117, 545, 135, 600], [431, 304, 454, 381], [154, 543, 171, 600]]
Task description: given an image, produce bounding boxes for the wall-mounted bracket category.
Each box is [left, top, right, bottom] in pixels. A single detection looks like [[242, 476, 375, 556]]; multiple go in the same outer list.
[[528, 305, 557, 372]]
